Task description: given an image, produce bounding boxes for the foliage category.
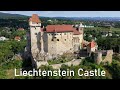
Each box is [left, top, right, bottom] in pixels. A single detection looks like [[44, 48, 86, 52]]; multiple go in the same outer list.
[[1, 60, 22, 69], [0, 59, 23, 79], [104, 60, 120, 79], [11, 40, 26, 54], [0, 19, 28, 29], [48, 53, 74, 65], [0, 40, 26, 64], [0, 68, 7, 79], [12, 30, 26, 39], [0, 41, 14, 64]]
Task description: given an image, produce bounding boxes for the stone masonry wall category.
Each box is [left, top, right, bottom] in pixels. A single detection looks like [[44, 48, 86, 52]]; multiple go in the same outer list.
[[94, 52, 102, 64], [47, 32, 73, 56], [102, 50, 113, 64], [94, 50, 113, 64]]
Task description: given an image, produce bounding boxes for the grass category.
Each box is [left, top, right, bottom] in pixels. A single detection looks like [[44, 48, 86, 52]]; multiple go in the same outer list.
[[6, 69, 15, 79], [0, 59, 22, 79]]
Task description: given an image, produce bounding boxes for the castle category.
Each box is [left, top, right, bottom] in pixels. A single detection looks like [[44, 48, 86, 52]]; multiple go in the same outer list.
[[26, 14, 104, 68]]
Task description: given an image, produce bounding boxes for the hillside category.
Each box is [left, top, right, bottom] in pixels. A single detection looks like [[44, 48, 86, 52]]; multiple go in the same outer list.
[[0, 12, 120, 22], [0, 12, 28, 19], [50, 17, 120, 21]]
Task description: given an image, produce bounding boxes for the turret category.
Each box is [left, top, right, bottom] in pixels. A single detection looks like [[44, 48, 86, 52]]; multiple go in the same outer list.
[[78, 22, 84, 33]]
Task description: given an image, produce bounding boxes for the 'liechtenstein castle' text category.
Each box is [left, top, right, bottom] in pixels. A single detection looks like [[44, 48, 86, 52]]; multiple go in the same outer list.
[[14, 68, 106, 77]]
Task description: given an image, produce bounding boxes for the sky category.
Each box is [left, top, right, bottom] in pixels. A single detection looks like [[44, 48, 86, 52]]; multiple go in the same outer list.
[[0, 11, 120, 17]]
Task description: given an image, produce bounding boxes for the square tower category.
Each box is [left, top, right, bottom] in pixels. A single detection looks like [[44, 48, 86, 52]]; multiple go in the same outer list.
[[29, 14, 42, 56]]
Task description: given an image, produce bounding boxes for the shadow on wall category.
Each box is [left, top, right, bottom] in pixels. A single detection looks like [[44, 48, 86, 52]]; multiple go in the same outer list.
[[43, 32, 48, 52], [36, 32, 41, 52]]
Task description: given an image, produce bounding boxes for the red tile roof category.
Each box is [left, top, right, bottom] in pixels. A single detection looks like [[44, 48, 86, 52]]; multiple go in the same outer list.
[[73, 29, 81, 35], [46, 25, 81, 35], [18, 28, 24, 30], [15, 36, 21, 40], [88, 41, 96, 48], [29, 14, 41, 23]]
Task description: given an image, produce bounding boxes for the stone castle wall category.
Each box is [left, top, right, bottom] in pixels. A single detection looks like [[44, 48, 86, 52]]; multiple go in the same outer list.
[[47, 32, 73, 56], [94, 50, 113, 64], [102, 50, 113, 64], [94, 52, 102, 64]]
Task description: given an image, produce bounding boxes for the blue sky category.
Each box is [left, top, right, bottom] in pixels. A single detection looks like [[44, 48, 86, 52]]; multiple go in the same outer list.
[[0, 11, 120, 17]]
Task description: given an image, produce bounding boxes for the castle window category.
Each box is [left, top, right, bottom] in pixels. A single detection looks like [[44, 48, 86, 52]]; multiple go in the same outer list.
[[51, 39, 54, 41], [57, 39, 59, 41], [35, 33, 37, 35], [60, 34, 61, 35], [32, 22, 36, 24], [65, 39, 66, 41]]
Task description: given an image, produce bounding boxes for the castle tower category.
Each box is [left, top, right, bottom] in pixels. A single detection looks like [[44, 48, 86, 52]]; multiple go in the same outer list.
[[29, 14, 43, 56], [78, 22, 84, 49], [94, 52, 102, 64], [79, 22, 84, 33], [29, 14, 48, 68]]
